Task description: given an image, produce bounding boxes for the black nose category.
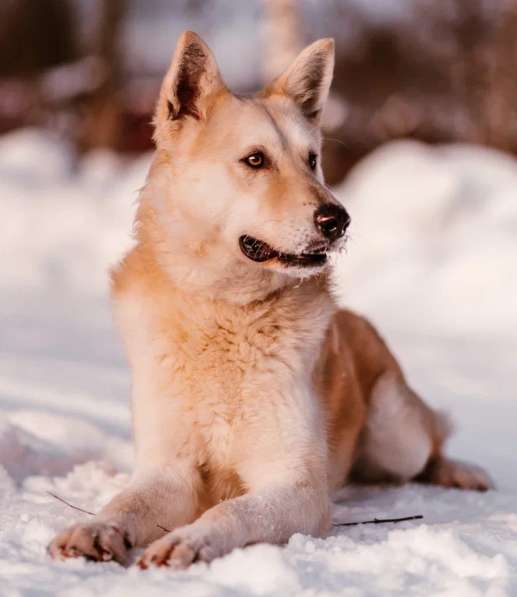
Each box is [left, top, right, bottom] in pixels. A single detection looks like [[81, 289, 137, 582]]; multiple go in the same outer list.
[[314, 204, 350, 242]]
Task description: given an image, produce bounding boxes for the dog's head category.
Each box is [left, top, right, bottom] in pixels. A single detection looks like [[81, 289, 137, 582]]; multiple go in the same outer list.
[[145, 31, 350, 300]]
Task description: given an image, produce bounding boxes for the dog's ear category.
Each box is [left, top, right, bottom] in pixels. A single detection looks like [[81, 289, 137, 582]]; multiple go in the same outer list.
[[155, 31, 226, 127], [265, 38, 335, 123]]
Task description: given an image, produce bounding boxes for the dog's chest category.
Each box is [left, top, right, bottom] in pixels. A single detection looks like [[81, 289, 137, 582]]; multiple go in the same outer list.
[[171, 299, 330, 463], [117, 279, 333, 477]]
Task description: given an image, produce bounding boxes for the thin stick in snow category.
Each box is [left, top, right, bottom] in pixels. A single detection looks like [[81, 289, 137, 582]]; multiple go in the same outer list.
[[334, 514, 423, 527], [47, 491, 173, 533], [47, 491, 96, 516]]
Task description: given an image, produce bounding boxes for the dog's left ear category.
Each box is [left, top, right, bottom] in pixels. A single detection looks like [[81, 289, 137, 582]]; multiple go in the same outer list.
[[265, 38, 335, 123], [155, 31, 226, 128]]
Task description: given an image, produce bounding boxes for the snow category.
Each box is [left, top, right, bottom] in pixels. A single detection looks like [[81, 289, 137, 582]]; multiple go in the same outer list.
[[1, 129, 516, 595]]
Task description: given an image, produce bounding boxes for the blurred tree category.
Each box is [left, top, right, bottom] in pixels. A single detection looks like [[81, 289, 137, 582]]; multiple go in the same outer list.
[[2, 0, 517, 171], [261, 0, 304, 81], [320, 0, 517, 183], [0, 0, 77, 134], [0, 0, 77, 76], [484, 0, 517, 151], [79, 0, 126, 151]]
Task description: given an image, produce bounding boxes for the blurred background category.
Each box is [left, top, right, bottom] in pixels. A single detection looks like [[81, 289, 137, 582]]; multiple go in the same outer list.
[[1, 0, 516, 431], [2, 0, 517, 180], [1, 4, 517, 589]]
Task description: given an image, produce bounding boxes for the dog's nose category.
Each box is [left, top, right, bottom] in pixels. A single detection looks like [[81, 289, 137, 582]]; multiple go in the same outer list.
[[314, 204, 350, 242]]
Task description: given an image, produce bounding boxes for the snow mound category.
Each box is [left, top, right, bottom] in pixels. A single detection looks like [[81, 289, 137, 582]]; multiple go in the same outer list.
[[334, 140, 517, 337], [0, 411, 130, 483], [1, 129, 148, 296]]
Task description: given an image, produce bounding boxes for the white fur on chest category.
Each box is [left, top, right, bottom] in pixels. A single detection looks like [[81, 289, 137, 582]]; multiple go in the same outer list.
[[114, 282, 333, 476]]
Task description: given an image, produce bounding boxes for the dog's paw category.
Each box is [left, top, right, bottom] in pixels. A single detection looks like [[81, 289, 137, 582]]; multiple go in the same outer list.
[[138, 525, 217, 570], [424, 457, 494, 491], [48, 521, 132, 566]]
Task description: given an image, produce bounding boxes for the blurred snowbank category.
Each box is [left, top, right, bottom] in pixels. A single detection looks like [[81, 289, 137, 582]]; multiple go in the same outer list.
[[335, 140, 517, 337], [1, 128, 147, 296]]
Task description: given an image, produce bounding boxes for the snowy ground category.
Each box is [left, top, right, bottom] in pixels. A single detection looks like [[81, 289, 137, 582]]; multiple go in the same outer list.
[[1, 130, 516, 596]]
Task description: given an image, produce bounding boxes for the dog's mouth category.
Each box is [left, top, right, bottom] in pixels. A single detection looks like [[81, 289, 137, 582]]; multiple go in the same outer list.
[[239, 235, 328, 268]]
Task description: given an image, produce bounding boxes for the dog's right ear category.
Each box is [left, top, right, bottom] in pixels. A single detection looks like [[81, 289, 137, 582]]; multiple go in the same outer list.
[[155, 31, 226, 131]]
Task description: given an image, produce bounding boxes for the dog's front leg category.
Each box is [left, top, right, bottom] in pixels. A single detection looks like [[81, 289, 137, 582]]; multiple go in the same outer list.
[[138, 475, 329, 569], [48, 465, 200, 565], [138, 365, 331, 569]]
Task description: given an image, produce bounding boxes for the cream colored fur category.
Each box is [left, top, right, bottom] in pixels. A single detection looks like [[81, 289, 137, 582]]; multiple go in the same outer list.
[[48, 32, 492, 569]]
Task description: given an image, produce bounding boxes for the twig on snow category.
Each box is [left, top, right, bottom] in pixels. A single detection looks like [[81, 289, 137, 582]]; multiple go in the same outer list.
[[47, 491, 96, 516], [47, 491, 173, 533], [333, 514, 423, 527]]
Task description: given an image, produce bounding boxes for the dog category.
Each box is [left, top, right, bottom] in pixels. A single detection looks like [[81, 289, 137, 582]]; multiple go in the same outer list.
[[49, 31, 492, 568]]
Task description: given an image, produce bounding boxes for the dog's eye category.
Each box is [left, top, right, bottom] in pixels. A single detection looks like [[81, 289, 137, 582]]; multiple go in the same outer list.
[[243, 152, 265, 169], [308, 152, 318, 170]]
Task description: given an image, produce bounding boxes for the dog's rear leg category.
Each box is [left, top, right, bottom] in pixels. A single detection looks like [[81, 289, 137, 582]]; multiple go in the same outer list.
[[416, 456, 493, 491], [353, 372, 493, 491]]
